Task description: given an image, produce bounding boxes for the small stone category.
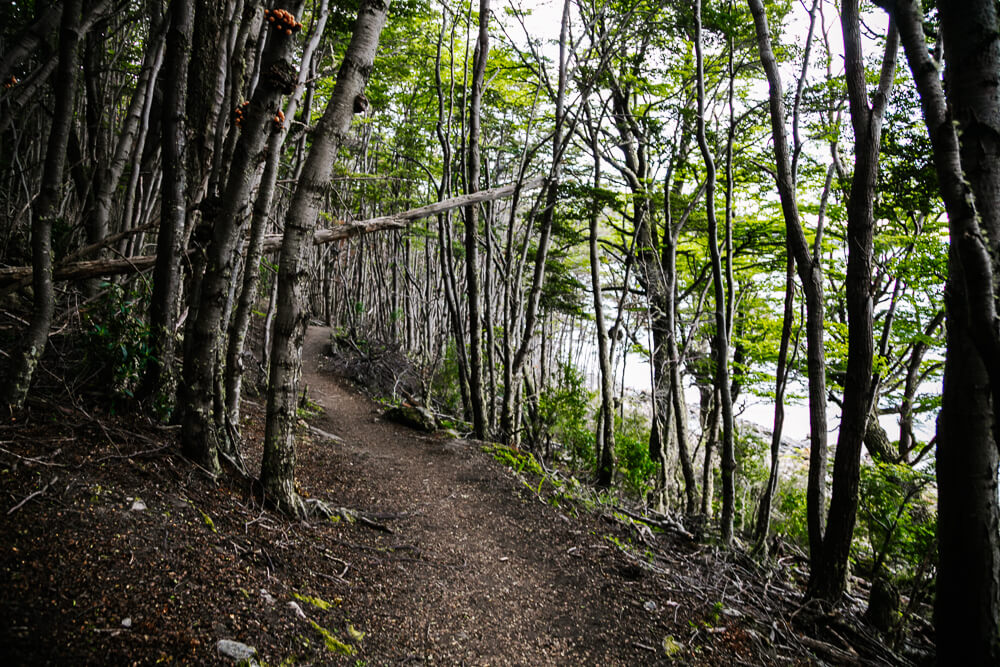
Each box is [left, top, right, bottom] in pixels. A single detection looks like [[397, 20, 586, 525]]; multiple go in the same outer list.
[[260, 589, 276, 605], [288, 600, 307, 619], [217, 639, 256, 661], [644, 600, 657, 612], [130, 499, 146, 511], [121, 617, 132, 628]]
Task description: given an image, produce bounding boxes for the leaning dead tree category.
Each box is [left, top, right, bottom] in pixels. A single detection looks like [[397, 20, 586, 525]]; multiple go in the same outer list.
[[0, 178, 545, 288]]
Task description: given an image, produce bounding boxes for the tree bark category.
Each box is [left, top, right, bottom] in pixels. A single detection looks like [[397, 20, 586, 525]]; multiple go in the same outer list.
[[261, 0, 390, 517], [694, 0, 736, 545], [187, 0, 232, 199], [181, 0, 306, 474], [224, 0, 329, 426], [877, 0, 1000, 659], [747, 0, 830, 567], [586, 112, 616, 497], [462, 0, 490, 439], [2, 0, 83, 413], [809, 3, 896, 602], [754, 252, 796, 550], [139, 0, 194, 409]]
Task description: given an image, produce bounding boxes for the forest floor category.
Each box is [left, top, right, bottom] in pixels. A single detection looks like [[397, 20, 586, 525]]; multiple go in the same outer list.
[[0, 326, 928, 665]]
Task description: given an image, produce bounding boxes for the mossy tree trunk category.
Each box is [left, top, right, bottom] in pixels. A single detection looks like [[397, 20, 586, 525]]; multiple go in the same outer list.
[[180, 0, 306, 474], [3, 0, 83, 414], [261, 0, 390, 517]]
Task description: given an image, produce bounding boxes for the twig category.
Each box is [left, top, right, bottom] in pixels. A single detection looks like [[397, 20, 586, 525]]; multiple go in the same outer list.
[[309, 568, 349, 585], [0, 445, 67, 467], [8, 475, 58, 514], [92, 442, 173, 462], [798, 635, 861, 664]]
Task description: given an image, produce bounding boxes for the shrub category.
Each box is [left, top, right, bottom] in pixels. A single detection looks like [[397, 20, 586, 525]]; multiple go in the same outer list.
[[81, 282, 153, 410], [855, 460, 936, 581], [615, 411, 656, 497], [538, 361, 595, 468]]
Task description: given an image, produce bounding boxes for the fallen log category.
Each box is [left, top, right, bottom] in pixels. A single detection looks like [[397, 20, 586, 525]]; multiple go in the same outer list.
[[0, 177, 546, 287]]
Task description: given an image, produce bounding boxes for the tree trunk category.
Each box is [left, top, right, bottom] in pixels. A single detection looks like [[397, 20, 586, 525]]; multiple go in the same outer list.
[[587, 115, 616, 497], [501, 0, 572, 450], [754, 251, 796, 551], [261, 0, 390, 517], [663, 174, 703, 515], [433, 11, 472, 421], [694, 0, 736, 545], [463, 0, 490, 439], [225, 0, 329, 426], [936, 267, 1000, 663], [187, 0, 232, 199], [747, 0, 830, 568], [181, 0, 306, 473], [2, 0, 83, 413], [879, 0, 1000, 659], [809, 4, 896, 601], [700, 387, 719, 518], [139, 0, 194, 409]]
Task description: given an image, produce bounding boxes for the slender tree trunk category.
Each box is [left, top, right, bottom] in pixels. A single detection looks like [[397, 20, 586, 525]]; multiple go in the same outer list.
[[139, 0, 194, 409], [700, 386, 719, 518], [181, 0, 306, 473], [463, 0, 490, 439], [663, 174, 702, 515], [502, 0, 572, 451], [694, 0, 736, 544], [224, 0, 328, 426], [88, 21, 165, 252], [810, 4, 897, 601], [187, 0, 233, 199], [586, 115, 616, 496], [261, 0, 390, 516], [753, 251, 796, 550], [433, 9, 472, 420], [747, 0, 830, 568], [2, 0, 82, 413]]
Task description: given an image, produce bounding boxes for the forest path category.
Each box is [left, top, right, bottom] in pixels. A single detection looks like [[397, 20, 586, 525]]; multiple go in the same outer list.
[[294, 325, 670, 664]]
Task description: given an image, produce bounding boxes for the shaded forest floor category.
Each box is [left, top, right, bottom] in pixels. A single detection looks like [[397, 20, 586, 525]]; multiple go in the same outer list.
[[0, 326, 929, 665]]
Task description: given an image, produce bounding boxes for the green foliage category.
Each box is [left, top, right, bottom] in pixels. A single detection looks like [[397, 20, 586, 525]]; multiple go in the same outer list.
[[855, 461, 936, 581], [614, 411, 656, 498], [733, 428, 770, 528], [429, 341, 465, 416], [537, 362, 595, 468], [81, 282, 153, 409], [308, 619, 355, 656], [485, 444, 544, 477], [771, 483, 809, 549], [293, 592, 336, 611]]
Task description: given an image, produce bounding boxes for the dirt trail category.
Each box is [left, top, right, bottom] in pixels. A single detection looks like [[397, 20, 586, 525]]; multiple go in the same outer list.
[[295, 326, 673, 664]]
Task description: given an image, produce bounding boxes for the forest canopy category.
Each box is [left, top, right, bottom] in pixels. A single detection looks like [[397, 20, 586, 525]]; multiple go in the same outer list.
[[1, 0, 998, 661]]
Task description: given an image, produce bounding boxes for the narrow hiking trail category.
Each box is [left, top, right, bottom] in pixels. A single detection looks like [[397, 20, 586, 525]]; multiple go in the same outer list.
[[1, 325, 782, 665], [293, 325, 679, 664]]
